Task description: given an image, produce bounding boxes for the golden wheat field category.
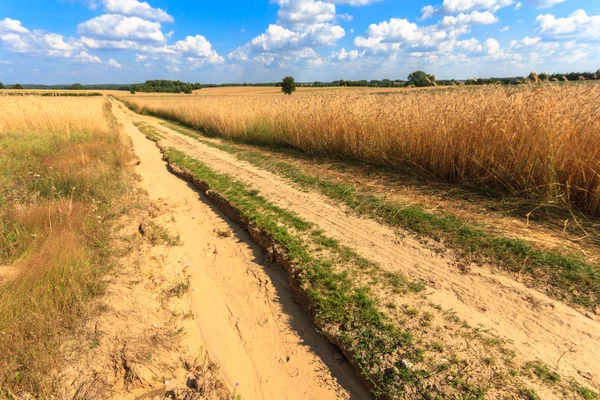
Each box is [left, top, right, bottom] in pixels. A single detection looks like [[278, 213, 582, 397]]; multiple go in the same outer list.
[[0, 96, 110, 134], [122, 85, 600, 216]]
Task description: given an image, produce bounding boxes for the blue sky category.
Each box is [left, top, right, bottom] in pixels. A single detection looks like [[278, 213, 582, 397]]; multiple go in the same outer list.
[[0, 0, 599, 84]]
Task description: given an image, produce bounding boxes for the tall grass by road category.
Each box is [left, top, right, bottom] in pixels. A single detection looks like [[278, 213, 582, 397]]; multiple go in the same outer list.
[[122, 85, 600, 216], [0, 96, 132, 397]]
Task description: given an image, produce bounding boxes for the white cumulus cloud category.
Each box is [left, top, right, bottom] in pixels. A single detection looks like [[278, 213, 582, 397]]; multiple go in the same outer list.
[[108, 58, 123, 67], [0, 18, 31, 34], [0, 19, 83, 59], [440, 0, 513, 13], [75, 50, 102, 63], [421, 0, 513, 18], [103, 0, 174, 23], [276, 0, 336, 27], [229, 0, 375, 69], [438, 11, 498, 28], [77, 14, 166, 42], [71, 0, 174, 22], [536, 9, 600, 40], [170, 35, 224, 63], [331, 47, 361, 60]]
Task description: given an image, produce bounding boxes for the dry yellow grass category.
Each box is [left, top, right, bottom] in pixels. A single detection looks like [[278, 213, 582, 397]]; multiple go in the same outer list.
[[122, 85, 600, 216], [0, 95, 111, 134], [0, 96, 132, 397]]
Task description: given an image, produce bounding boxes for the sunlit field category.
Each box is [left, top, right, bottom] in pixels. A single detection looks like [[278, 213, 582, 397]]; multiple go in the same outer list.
[[122, 84, 600, 216]]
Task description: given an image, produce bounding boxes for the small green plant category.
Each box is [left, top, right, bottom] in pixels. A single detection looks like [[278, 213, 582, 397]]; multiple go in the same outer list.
[[569, 381, 599, 399], [524, 361, 561, 384], [404, 307, 420, 317], [518, 387, 540, 400], [139, 221, 180, 246], [164, 278, 191, 299]]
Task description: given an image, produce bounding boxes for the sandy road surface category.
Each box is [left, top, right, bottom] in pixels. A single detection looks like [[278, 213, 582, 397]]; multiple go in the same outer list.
[[112, 99, 600, 392], [112, 101, 371, 400]]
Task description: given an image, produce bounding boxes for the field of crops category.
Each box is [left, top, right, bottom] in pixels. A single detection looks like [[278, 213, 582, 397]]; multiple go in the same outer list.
[[122, 84, 600, 217]]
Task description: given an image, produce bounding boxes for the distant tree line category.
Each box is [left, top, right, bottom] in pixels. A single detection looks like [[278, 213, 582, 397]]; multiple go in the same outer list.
[[131, 80, 202, 94], [6, 68, 599, 92]]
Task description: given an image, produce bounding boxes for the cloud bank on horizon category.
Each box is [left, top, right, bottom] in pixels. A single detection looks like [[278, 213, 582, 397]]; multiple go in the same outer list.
[[0, 0, 598, 83]]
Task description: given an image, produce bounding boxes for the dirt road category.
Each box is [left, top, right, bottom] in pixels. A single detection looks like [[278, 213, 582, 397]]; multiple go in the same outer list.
[[111, 101, 371, 399], [111, 98, 600, 395]]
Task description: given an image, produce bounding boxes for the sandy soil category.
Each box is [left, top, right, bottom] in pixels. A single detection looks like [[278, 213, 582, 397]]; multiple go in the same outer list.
[[111, 100, 600, 394], [106, 102, 371, 400]]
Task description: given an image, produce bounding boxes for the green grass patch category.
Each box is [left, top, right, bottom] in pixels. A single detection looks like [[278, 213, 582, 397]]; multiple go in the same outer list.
[[524, 361, 561, 384], [134, 121, 163, 141], [570, 382, 600, 399]]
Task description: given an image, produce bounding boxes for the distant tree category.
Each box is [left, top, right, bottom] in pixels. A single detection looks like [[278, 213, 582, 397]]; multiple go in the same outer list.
[[130, 89, 136, 94], [408, 71, 436, 87], [132, 80, 202, 93], [12, 83, 23, 89], [0, 82, 4, 89], [71, 83, 84, 90], [281, 76, 296, 95]]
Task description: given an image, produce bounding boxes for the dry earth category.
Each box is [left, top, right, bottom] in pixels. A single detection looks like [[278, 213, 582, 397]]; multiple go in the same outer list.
[[109, 98, 600, 397]]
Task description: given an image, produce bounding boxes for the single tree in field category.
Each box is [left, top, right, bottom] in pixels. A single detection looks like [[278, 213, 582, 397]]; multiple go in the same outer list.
[[71, 83, 84, 90], [407, 71, 435, 87], [0, 82, 4, 89], [130, 89, 136, 94], [12, 83, 23, 89], [281, 76, 296, 95]]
